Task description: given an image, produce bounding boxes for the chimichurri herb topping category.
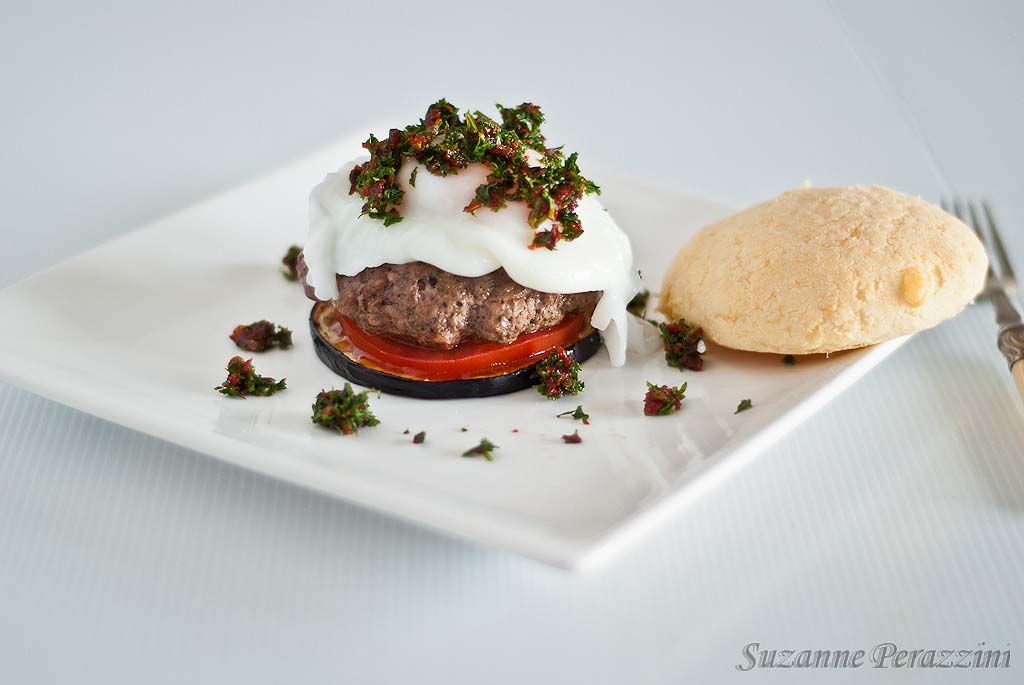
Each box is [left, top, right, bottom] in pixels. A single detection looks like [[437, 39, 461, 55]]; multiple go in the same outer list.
[[230, 320, 293, 352], [281, 245, 302, 281], [561, 430, 583, 444], [348, 99, 600, 249], [533, 347, 584, 399], [215, 356, 287, 398], [556, 405, 590, 424], [311, 384, 380, 435], [643, 381, 687, 416], [462, 438, 498, 461], [660, 319, 705, 372]]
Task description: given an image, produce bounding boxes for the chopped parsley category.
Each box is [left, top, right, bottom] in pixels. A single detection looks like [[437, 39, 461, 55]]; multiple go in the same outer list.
[[413, 430, 426, 444], [281, 245, 302, 281], [782, 355, 796, 365], [643, 381, 687, 416], [311, 384, 380, 435], [230, 320, 293, 352], [735, 399, 753, 414], [462, 438, 498, 461], [659, 319, 705, 371], [556, 405, 590, 424], [533, 347, 584, 399], [348, 99, 600, 249], [561, 430, 583, 444], [626, 289, 651, 317], [214, 356, 286, 398]]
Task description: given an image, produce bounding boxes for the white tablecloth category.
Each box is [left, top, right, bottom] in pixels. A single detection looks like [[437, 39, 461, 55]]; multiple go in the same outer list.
[[2, 1, 1022, 682]]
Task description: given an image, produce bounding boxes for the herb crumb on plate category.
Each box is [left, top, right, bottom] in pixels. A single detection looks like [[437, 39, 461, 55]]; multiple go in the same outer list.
[[230, 320, 292, 352], [214, 356, 286, 398], [557, 405, 590, 424], [311, 384, 380, 435], [462, 438, 498, 461], [643, 381, 687, 416], [561, 430, 583, 444]]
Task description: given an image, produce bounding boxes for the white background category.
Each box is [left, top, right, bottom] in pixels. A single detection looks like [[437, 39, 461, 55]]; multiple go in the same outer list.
[[2, 1, 1023, 682]]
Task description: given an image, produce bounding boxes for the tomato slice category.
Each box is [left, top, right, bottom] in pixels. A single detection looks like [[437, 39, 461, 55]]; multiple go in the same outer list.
[[335, 313, 590, 381]]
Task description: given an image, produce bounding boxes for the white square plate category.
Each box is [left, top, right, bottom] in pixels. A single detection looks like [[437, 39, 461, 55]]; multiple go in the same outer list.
[[0, 134, 908, 570]]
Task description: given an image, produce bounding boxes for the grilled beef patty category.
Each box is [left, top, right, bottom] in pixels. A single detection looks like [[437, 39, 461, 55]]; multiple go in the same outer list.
[[297, 252, 598, 349]]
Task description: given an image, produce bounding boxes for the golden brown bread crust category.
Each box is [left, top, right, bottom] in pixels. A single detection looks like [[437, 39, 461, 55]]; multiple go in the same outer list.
[[659, 186, 988, 354]]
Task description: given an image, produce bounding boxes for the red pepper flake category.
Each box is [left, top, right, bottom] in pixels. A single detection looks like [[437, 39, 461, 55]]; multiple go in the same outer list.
[[214, 356, 286, 398], [281, 245, 302, 281], [311, 384, 380, 435], [533, 347, 584, 399], [412, 430, 426, 444], [561, 430, 582, 444], [659, 319, 705, 371], [348, 100, 600, 249], [230, 320, 293, 352], [512, 428, 519, 433], [643, 381, 687, 416], [460, 426, 469, 432]]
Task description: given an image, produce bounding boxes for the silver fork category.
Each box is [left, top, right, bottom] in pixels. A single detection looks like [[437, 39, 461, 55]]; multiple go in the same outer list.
[[942, 197, 1024, 400]]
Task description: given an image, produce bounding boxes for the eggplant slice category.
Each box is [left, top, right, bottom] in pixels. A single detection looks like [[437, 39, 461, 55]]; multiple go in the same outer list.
[[309, 302, 603, 399]]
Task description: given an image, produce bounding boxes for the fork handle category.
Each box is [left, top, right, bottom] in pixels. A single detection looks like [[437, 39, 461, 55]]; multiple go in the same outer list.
[[1013, 361, 1024, 404], [998, 323, 1024, 403]]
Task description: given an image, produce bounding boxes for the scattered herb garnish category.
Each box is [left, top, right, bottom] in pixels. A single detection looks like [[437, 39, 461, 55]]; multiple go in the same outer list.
[[281, 245, 302, 281], [413, 430, 426, 444], [627, 289, 651, 317], [230, 320, 293, 352], [643, 381, 687, 416], [403, 429, 410, 434], [460, 426, 469, 432], [348, 99, 600, 249], [462, 438, 498, 461], [311, 384, 380, 435], [561, 430, 583, 444], [214, 356, 286, 398], [659, 319, 705, 371], [533, 346, 584, 399], [735, 399, 753, 414], [557, 405, 590, 424], [782, 355, 796, 365]]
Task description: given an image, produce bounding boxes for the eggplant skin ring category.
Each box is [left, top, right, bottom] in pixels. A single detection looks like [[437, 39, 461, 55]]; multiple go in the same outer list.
[[309, 303, 602, 399]]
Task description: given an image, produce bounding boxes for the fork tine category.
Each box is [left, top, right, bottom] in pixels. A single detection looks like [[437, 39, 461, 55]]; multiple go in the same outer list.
[[955, 196, 985, 243], [947, 196, 963, 222], [967, 200, 985, 240], [951, 197, 997, 293], [982, 201, 1017, 288]]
